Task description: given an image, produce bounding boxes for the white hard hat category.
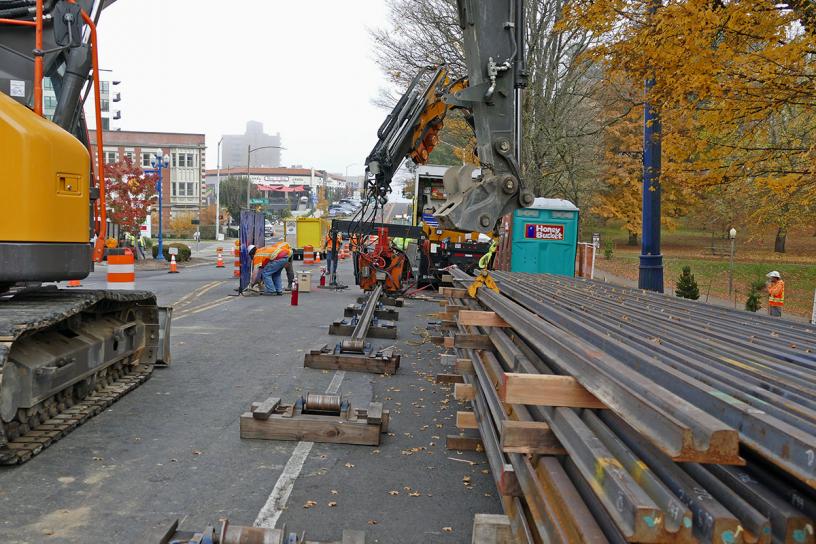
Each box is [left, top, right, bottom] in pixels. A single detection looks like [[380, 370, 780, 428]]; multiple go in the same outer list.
[[766, 271, 781, 279]]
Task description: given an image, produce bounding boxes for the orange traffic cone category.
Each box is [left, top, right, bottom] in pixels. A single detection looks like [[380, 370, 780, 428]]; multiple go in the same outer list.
[[216, 251, 224, 268], [315, 252, 321, 264], [168, 255, 179, 274], [67, 279, 82, 287]]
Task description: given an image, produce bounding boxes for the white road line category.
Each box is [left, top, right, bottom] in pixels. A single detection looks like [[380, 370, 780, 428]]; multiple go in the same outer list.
[[253, 370, 346, 528], [327, 371, 345, 394]]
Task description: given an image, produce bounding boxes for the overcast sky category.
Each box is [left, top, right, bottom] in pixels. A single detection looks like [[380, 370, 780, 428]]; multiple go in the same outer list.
[[97, 0, 391, 176]]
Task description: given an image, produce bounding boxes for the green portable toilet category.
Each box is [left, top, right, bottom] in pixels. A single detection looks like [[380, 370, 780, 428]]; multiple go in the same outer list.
[[499, 198, 579, 275]]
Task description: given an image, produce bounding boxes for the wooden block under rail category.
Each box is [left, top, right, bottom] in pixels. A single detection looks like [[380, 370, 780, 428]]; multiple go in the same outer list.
[[456, 411, 478, 429], [436, 373, 465, 384], [471, 514, 513, 544], [500, 420, 566, 455], [447, 434, 483, 452], [456, 311, 510, 328], [444, 334, 493, 350], [500, 373, 606, 409], [454, 383, 475, 401], [455, 358, 475, 374], [439, 287, 469, 298]]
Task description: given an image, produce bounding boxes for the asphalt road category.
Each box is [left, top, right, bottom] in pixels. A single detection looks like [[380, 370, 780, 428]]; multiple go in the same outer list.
[[0, 251, 500, 543]]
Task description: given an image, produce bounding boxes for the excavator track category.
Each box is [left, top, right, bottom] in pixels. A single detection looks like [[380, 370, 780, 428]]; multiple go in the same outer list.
[[0, 288, 168, 465], [0, 361, 153, 464]]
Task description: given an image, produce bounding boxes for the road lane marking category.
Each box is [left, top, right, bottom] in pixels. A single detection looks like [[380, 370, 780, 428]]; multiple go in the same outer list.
[[253, 370, 346, 529], [174, 297, 233, 320], [174, 281, 224, 309]]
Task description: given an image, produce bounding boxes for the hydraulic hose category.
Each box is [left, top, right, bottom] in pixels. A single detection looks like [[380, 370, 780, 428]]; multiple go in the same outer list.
[[0, 6, 30, 17]]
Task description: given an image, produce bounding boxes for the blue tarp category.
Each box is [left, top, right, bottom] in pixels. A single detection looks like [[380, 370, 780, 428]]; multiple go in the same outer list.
[[239, 211, 266, 292]]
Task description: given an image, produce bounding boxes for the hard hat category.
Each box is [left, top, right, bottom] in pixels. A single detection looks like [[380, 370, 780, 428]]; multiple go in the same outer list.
[[247, 244, 257, 258], [766, 271, 781, 279]]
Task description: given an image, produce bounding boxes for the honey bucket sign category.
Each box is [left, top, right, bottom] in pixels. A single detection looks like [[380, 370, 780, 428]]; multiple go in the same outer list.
[[525, 223, 565, 241]]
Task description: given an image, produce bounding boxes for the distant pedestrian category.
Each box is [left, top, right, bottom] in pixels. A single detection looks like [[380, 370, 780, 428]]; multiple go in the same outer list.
[[136, 235, 146, 260], [765, 271, 785, 317]]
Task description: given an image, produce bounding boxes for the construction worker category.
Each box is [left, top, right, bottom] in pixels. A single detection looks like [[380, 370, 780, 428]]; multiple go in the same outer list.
[[350, 233, 362, 285], [765, 271, 785, 317], [136, 235, 146, 260], [322, 229, 340, 285], [249, 242, 292, 296]]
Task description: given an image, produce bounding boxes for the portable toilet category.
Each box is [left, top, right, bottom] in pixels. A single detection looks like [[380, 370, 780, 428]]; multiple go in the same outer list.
[[496, 198, 579, 275]]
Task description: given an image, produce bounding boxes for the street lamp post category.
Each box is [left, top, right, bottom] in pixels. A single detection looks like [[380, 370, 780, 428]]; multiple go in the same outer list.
[[728, 227, 737, 296], [145, 153, 171, 260], [246, 144, 286, 209], [344, 162, 360, 197], [216, 137, 223, 240]]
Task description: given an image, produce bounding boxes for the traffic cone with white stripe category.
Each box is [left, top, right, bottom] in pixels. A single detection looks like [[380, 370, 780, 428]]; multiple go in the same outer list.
[[168, 254, 179, 274]]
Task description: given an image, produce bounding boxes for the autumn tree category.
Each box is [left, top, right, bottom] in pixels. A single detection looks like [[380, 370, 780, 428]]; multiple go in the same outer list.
[[566, 0, 816, 250], [219, 176, 261, 223], [105, 158, 156, 237]]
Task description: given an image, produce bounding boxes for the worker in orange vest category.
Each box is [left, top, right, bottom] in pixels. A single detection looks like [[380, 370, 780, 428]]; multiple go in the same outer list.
[[765, 270, 785, 317], [349, 233, 362, 285], [322, 229, 340, 285], [249, 242, 292, 296]]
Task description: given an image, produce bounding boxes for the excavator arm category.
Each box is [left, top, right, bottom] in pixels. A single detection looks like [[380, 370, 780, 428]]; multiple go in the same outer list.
[[364, 0, 533, 234]]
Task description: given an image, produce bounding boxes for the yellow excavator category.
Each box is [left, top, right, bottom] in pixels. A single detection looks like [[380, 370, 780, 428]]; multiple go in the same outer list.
[[0, 0, 169, 464]]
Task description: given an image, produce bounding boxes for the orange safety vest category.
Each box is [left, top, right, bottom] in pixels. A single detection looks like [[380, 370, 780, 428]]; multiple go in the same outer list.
[[253, 242, 291, 268], [768, 280, 785, 307], [324, 233, 340, 252]]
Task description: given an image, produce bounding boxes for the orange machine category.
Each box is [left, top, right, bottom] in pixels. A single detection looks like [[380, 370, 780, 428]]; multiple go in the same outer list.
[[357, 228, 409, 293]]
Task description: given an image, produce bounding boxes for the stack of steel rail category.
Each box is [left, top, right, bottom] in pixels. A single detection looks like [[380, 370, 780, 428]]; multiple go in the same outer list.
[[444, 268, 816, 544]]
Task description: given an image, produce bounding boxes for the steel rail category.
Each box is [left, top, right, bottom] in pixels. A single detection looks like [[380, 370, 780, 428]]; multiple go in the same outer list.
[[498, 276, 816, 434], [341, 284, 383, 352], [516, 272, 816, 355], [447, 269, 816, 542], [492, 276, 816, 488], [502, 273, 816, 391], [455, 296, 699, 543], [495, 314, 787, 544], [498, 273, 816, 370], [449, 270, 741, 464], [599, 412, 747, 544], [450, 303, 608, 543], [552, 274, 816, 339]]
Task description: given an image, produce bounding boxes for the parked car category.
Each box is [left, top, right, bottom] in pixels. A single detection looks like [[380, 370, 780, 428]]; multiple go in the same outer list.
[[265, 220, 275, 237]]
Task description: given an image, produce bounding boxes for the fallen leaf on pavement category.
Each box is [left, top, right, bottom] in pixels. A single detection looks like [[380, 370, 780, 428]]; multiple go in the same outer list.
[[442, 527, 453, 533], [303, 500, 317, 509]]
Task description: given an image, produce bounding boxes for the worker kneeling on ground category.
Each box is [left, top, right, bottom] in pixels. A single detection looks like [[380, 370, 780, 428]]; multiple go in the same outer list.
[[765, 270, 785, 317], [249, 242, 293, 296]]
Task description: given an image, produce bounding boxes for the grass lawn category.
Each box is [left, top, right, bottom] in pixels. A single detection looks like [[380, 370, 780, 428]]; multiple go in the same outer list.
[[591, 225, 816, 317]]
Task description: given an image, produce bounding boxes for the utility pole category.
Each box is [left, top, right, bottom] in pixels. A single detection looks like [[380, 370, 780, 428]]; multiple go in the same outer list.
[[216, 137, 223, 240]]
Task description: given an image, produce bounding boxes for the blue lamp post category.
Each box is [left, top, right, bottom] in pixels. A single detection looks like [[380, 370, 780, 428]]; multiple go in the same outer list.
[[145, 153, 170, 260]]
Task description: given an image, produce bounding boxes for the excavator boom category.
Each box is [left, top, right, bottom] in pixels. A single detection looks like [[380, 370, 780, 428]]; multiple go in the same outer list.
[[364, 0, 533, 234]]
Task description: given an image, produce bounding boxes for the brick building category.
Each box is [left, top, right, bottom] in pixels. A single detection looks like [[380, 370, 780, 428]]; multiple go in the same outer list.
[[89, 130, 206, 228]]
